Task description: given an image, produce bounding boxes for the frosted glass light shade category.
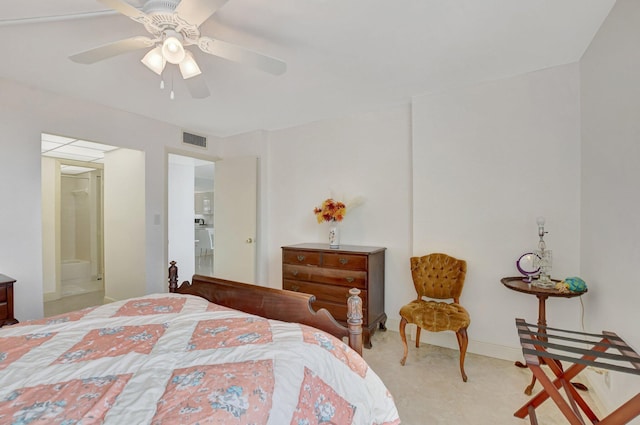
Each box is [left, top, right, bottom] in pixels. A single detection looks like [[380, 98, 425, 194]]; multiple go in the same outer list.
[[141, 46, 166, 75], [162, 35, 185, 64], [179, 51, 202, 79]]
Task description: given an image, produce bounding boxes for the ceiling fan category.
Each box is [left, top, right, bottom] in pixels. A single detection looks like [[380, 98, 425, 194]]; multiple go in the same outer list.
[[69, 0, 287, 99]]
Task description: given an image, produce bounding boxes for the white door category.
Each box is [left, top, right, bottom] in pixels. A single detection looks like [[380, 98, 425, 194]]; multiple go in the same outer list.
[[213, 156, 257, 283]]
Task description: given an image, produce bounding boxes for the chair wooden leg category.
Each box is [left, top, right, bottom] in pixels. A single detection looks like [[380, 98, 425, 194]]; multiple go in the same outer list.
[[399, 317, 409, 366], [415, 326, 422, 348], [456, 327, 469, 382]]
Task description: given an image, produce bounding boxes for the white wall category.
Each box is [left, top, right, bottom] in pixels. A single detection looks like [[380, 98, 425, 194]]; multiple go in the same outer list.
[[217, 84, 582, 363], [41, 157, 59, 299], [412, 64, 582, 358], [0, 78, 206, 320], [103, 148, 146, 301], [266, 104, 414, 330], [580, 0, 640, 416]]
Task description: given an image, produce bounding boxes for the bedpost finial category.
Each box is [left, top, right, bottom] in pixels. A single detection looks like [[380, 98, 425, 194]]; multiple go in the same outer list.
[[169, 261, 178, 293], [347, 288, 363, 355], [347, 288, 363, 323]]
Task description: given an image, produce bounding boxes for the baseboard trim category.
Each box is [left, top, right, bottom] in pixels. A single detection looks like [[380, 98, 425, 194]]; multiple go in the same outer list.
[[384, 318, 610, 417], [43, 291, 61, 302], [384, 317, 523, 362], [103, 296, 117, 304]]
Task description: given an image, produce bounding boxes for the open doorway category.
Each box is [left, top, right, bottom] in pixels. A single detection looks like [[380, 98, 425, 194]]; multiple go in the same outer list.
[[59, 165, 104, 296], [167, 153, 257, 283], [168, 153, 214, 280], [41, 134, 114, 307], [41, 133, 146, 315], [195, 162, 215, 276]]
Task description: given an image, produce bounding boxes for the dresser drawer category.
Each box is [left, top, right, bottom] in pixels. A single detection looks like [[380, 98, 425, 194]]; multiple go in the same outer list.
[[283, 264, 319, 282], [312, 299, 367, 324], [0, 286, 6, 303], [322, 253, 367, 271], [284, 279, 368, 306], [310, 268, 367, 289], [283, 250, 321, 266], [284, 264, 367, 289]]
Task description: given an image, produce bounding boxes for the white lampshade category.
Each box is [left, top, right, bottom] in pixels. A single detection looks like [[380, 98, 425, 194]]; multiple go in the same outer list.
[[141, 46, 166, 75], [162, 32, 185, 64], [179, 51, 202, 79]]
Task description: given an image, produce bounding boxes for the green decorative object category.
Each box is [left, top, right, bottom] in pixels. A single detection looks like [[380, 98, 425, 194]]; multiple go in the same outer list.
[[564, 277, 587, 293]]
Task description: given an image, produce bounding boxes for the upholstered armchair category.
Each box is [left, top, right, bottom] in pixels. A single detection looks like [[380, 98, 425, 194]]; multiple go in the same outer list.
[[399, 253, 470, 382]]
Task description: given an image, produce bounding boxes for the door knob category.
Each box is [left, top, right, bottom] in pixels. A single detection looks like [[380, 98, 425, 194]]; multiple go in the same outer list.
[[246, 238, 253, 243]]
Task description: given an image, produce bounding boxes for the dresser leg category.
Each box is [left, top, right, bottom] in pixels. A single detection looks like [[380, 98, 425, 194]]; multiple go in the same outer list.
[[379, 316, 387, 331], [364, 336, 372, 349], [363, 329, 373, 349]]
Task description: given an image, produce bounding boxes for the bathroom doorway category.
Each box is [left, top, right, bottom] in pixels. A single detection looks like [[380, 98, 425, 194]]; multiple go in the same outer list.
[[59, 168, 104, 297], [41, 134, 115, 304]]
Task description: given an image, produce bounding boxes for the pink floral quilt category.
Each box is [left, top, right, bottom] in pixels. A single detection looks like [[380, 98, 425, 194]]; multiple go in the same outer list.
[[0, 294, 400, 424]]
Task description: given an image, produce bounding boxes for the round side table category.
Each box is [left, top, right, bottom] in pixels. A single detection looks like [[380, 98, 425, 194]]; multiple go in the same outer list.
[[501, 276, 587, 394]]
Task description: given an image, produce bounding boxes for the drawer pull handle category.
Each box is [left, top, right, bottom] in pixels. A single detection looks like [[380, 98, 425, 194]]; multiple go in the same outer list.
[[291, 270, 299, 276], [297, 255, 305, 262], [291, 285, 300, 292], [339, 258, 348, 265], [345, 277, 355, 283]]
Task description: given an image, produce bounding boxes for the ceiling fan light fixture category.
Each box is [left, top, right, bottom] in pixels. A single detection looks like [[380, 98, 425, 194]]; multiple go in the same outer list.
[[162, 31, 185, 64], [179, 51, 202, 79], [141, 46, 166, 75]]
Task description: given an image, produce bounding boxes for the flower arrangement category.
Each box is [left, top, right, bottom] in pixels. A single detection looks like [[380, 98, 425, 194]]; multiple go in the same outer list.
[[314, 198, 346, 223]]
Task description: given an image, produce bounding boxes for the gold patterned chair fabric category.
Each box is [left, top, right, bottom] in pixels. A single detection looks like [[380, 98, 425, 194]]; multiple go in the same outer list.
[[399, 253, 470, 382]]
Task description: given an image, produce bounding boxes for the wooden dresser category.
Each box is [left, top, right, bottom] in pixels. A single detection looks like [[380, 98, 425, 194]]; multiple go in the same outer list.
[[282, 243, 386, 348], [0, 274, 18, 327]]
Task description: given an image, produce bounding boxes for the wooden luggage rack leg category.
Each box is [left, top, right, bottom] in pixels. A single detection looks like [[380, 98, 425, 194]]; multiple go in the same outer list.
[[514, 318, 640, 425]]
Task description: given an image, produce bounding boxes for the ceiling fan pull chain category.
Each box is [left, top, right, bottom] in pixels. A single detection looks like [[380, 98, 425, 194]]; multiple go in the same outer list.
[[160, 66, 165, 90], [170, 71, 175, 100]]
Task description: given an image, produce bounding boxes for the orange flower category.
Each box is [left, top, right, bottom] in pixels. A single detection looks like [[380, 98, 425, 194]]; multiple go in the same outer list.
[[314, 198, 346, 223]]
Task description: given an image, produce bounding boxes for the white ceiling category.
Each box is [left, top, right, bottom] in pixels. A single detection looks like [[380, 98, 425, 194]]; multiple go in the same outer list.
[[0, 0, 615, 138]]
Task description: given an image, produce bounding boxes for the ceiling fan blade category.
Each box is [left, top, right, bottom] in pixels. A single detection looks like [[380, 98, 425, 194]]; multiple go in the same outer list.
[[175, 0, 230, 26], [184, 74, 211, 99], [198, 37, 286, 75], [98, 0, 147, 21], [69, 36, 155, 64]]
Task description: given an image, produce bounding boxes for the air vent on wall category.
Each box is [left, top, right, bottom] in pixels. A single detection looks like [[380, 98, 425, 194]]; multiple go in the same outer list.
[[183, 131, 207, 148]]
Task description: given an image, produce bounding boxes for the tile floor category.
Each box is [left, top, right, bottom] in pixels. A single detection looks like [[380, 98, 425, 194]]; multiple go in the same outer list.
[[43, 290, 105, 317]]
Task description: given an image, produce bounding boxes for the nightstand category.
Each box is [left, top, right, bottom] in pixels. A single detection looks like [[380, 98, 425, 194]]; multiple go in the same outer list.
[[0, 274, 18, 327]]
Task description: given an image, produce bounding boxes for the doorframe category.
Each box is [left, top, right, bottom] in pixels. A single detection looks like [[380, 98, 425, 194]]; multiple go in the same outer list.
[[42, 157, 105, 302], [164, 147, 220, 282]]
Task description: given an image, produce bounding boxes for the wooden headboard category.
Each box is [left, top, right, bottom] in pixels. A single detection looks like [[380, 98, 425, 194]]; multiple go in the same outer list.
[[168, 261, 363, 355]]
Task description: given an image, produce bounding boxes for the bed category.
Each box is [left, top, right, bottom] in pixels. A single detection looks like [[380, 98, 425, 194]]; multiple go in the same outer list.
[[0, 262, 400, 424]]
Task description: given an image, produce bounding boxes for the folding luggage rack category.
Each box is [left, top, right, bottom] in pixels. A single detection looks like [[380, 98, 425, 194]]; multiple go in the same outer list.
[[515, 318, 640, 425]]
